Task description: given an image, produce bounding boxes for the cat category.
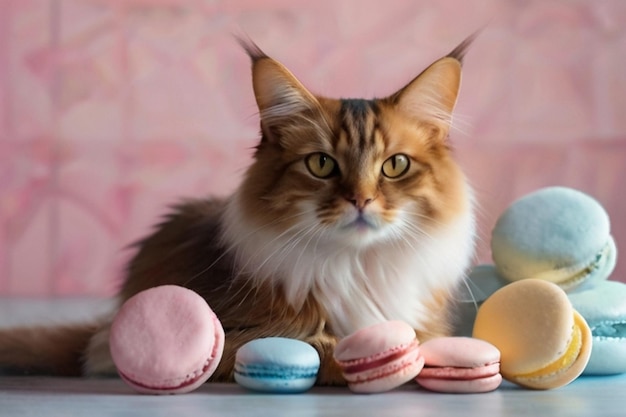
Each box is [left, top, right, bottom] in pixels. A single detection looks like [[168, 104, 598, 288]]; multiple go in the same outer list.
[[0, 35, 477, 385]]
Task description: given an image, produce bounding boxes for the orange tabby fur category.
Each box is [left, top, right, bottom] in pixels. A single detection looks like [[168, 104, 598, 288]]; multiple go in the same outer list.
[[0, 36, 477, 385]]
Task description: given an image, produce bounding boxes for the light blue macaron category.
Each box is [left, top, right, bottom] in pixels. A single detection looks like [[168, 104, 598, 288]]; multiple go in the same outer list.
[[234, 337, 320, 393], [453, 264, 509, 337], [568, 280, 626, 375], [491, 187, 616, 292]]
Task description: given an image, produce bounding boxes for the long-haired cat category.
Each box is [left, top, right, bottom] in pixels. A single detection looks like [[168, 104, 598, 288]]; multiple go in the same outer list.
[[0, 36, 476, 385]]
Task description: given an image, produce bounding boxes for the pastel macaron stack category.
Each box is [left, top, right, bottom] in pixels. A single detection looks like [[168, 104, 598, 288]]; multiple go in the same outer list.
[[416, 337, 502, 393], [455, 186, 626, 377], [109, 285, 225, 394], [473, 279, 592, 389], [334, 321, 424, 393], [455, 187, 617, 336], [234, 337, 321, 393]]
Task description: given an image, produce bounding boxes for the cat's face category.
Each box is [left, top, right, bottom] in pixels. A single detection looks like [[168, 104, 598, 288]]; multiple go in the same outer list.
[[237, 41, 470, 248]]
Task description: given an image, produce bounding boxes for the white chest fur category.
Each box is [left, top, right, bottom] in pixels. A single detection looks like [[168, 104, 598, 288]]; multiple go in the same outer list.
[[221, 193, 475, 338]]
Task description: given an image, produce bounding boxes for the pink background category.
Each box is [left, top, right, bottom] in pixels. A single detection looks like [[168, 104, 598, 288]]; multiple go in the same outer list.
[[1, 0, 625, 297]]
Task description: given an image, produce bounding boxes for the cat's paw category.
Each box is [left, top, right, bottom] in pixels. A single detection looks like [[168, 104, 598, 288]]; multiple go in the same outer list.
[[305, 335, 346, 386], [316, 360, 347, 386]]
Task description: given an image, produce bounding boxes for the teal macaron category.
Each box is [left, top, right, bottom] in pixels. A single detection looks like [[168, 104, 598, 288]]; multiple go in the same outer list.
[[234, 337, 320, 393], [453, 265, 509, 337], [568, 280, 626, 375], [491, 187, 616, 292]]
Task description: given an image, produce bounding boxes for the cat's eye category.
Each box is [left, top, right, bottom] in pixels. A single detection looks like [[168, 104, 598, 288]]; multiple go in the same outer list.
[[305, 153, 339, 179], [382, 154, 410, 178]]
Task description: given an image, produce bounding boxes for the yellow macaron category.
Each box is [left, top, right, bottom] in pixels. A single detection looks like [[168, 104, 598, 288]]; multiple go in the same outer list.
[[472, 279, 592, 389]]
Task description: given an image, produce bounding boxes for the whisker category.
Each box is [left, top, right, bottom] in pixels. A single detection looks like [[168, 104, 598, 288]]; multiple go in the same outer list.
[[282, 223, 322, 268], [397, 217, 436, 242], [399, 209, 449, 229], [234, 219, 315, 276]]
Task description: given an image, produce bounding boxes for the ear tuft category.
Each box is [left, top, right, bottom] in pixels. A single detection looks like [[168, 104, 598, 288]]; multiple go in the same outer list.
[[236, 35, 268, 62], [446, 31, 480, 64]]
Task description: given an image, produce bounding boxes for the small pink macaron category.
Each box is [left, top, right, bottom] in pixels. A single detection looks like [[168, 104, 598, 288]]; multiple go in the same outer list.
[[333, 321, 424, 394], [109, 285, 225, 394], [416, 337, 502, 393]]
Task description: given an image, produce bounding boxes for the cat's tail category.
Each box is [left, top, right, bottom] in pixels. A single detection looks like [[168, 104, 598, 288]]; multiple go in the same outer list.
[[0, 323, 100, 376]]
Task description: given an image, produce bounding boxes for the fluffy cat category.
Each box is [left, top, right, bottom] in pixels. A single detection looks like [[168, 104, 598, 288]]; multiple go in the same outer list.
[[0, 36, 476, 385]]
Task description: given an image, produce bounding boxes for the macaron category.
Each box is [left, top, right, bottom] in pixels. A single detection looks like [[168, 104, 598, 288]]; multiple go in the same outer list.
[[234, 337, 320, 393], [333, 320, 424, 394], [568, 280, 626, 375], [109, 285, 225, 394], [452, 264, 510, 337], [491, 187, 616, 292], [472, 279, 592, 389], [416, 337, 502, 393]]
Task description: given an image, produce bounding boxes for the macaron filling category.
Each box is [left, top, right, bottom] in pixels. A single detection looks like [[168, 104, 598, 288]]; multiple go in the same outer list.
[[419, 362, 500, 380], [512, 313, 584, 382], [590, 320, 626, 339], [234, 364, 319, 380], [526, 239, 614, 290], [338, 339, 420, 383]]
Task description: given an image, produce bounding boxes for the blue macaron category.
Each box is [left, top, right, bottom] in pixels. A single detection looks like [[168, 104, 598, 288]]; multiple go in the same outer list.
[[568, 280, 626, 375], [234, 337, 320, 393], [491, 187, 616, 292], [453, 264, 509, 337]]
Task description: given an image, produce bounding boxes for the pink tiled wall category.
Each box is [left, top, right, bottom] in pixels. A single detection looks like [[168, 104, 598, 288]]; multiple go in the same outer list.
[[1, 0, 625, 296]]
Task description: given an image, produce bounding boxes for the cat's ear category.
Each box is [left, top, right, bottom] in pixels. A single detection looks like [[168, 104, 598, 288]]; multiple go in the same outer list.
[[389, 35, 474, 133], [239, 38, 321, 140]]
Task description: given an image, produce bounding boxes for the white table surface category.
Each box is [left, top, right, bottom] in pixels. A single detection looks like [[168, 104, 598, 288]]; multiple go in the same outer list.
[[1, 375, 625, 417]]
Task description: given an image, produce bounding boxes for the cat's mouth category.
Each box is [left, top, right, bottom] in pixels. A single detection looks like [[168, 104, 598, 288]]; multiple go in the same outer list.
[[342, 213, 379, 232]]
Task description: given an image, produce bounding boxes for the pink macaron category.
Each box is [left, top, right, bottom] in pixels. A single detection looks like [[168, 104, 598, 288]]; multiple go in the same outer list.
[[109, 285, 225, 394], [416, 337, 502, 393], [333, 321, 424, 394]]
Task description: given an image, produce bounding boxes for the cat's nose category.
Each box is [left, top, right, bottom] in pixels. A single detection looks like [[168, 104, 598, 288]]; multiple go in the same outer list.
[[345, 194, 374, 210]]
